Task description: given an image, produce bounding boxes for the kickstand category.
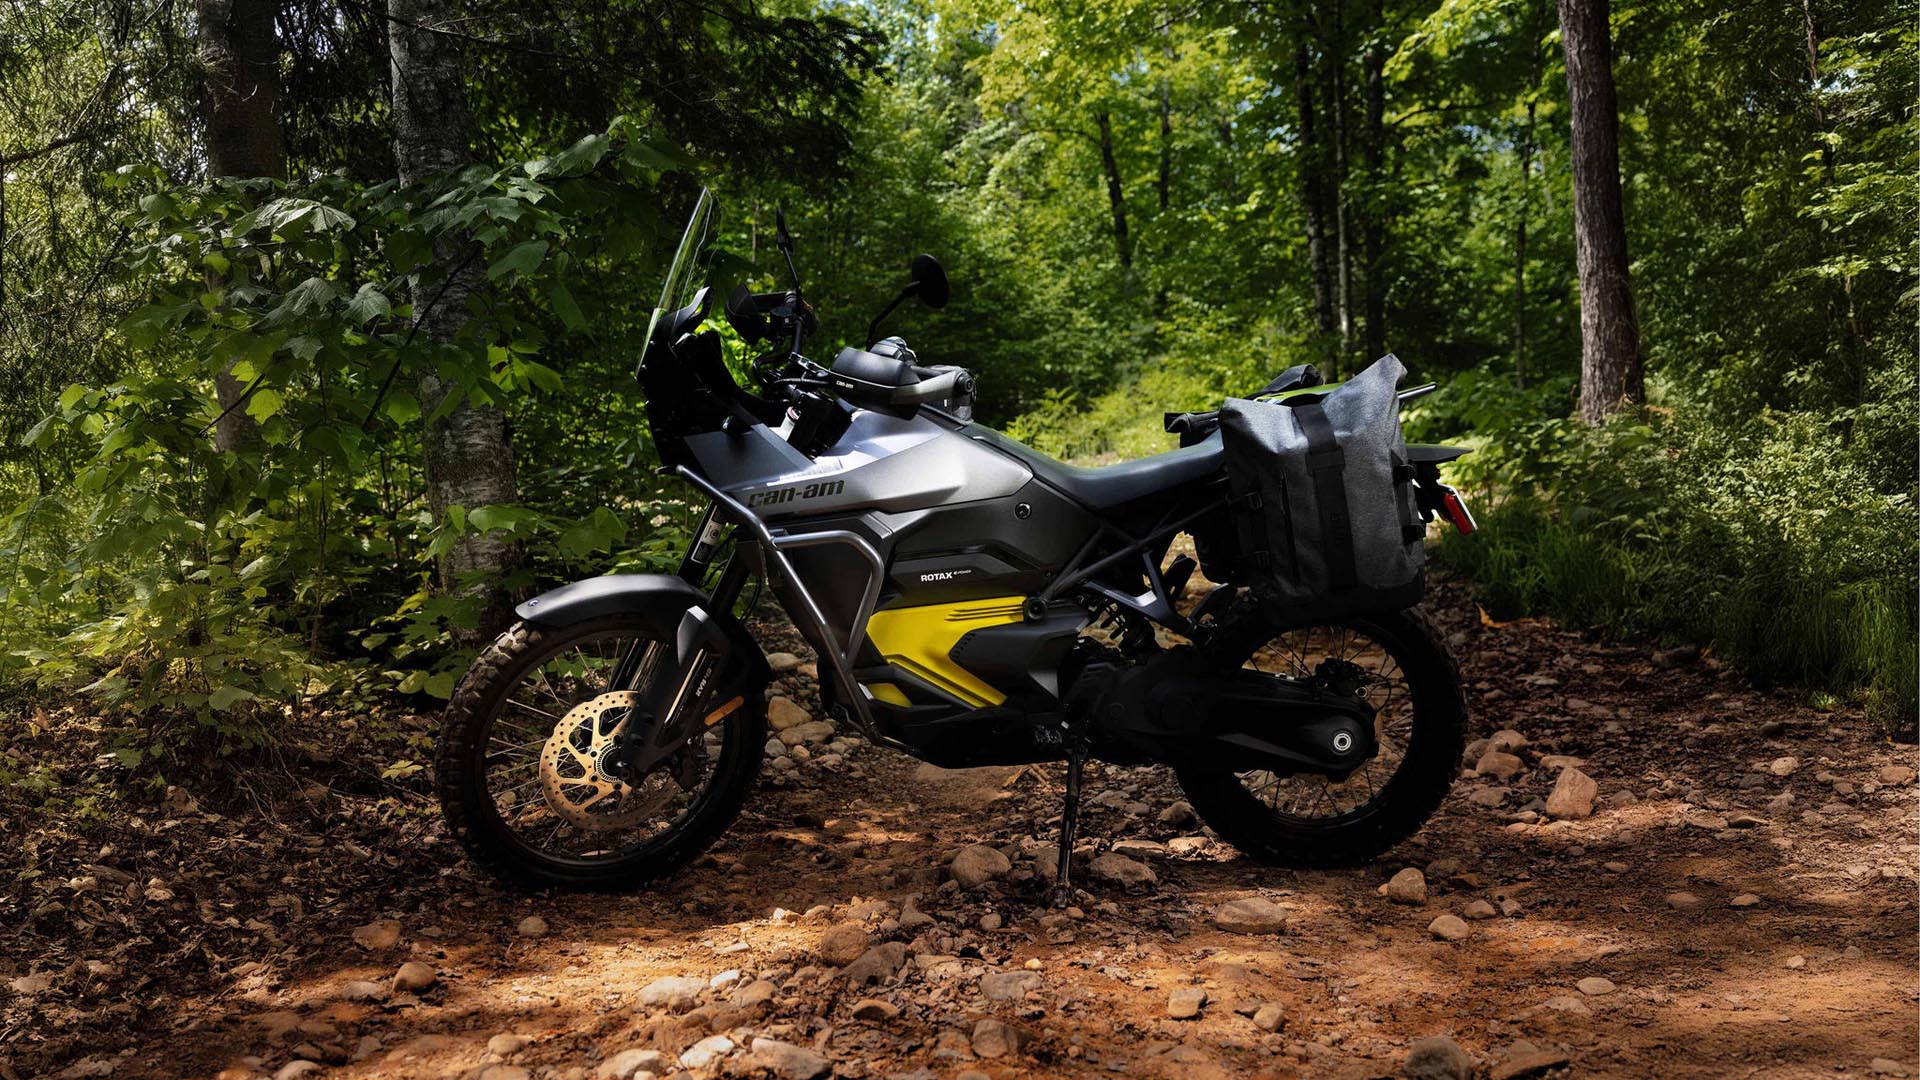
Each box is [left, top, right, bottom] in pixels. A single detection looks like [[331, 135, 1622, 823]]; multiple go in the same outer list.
[[1050, 739, 1088, 908]]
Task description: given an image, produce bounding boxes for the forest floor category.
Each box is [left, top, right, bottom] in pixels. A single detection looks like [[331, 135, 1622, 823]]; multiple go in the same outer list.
[[3, 578, 1916, 1080]]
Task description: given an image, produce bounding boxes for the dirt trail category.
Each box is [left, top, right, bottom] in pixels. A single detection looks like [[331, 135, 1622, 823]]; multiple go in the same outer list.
[[4, 580, 1915, 1080]]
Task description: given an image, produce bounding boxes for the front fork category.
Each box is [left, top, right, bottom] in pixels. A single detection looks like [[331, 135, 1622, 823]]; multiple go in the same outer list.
[[606, 503, 749, 780]]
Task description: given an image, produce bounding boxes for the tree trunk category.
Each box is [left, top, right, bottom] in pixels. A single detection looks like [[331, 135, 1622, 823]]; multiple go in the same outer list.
[[1329, 0, 1353, 370], [1293, 42, 1336, 353], [1361, 0, 1386, 364], [1514, 0, 1548, 389], [390, 0, 520, 637], [1096, 111, 1132, 270], [1557, 0, 1642, 423], [198, 0, 283, 453]]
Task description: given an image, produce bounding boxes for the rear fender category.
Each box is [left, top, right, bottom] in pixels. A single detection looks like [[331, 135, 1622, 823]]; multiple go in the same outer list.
[[516, 574, 770, 697]]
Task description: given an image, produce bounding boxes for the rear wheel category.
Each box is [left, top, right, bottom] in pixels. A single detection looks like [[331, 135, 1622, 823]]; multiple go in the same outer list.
[[1175, 606, 1464, 868], [436, 614, 766, 890]]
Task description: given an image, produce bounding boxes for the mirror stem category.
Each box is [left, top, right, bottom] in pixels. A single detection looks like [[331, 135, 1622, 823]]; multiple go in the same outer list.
[[864, 284, 918, 349]]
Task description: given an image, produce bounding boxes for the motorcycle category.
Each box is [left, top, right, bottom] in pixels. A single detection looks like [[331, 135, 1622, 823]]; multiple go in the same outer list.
[[436, 188, 1478, 897]]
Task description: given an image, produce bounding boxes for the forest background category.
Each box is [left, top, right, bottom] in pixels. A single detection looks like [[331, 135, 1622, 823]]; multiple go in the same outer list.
[[0, 0, 1912, 793]]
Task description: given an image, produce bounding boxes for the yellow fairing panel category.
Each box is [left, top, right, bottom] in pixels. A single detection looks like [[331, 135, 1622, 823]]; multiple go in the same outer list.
[[863, 598, 1025, 707]]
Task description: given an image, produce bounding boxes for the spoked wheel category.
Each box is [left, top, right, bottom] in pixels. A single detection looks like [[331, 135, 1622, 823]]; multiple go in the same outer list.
[[436, 614, 766, 890], [1175, 607, 1464, 868]]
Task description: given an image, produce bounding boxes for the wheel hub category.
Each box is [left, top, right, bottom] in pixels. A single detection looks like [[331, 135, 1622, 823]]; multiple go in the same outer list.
[[538, 691, 664, 830]]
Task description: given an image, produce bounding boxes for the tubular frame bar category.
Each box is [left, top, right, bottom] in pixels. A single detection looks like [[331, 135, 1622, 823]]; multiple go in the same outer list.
[[669, 466, 909, 753]]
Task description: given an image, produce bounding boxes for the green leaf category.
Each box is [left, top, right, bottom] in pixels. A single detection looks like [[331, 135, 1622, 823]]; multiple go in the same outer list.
[[549, 284, 587, 330], [246, 388, 286, 422], [342, 283, 391, 325], [488, 240, 550, 280], [20, 414, 56, 448], [58, 384, 89, 413], [209, 685, 255, 711]]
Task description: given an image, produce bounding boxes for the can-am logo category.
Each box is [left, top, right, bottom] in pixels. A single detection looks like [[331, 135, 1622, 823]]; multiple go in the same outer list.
[[918, 569, 974, 583], [747, 479, 845, 508]]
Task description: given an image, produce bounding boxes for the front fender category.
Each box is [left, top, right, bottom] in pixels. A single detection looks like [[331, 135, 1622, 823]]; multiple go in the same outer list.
[[516, 574, 770, 695]]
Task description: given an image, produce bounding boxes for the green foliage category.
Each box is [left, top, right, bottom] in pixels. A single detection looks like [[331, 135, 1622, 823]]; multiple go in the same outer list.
[[1426, 372, 1917, 732], [2, 123, 695, 744]]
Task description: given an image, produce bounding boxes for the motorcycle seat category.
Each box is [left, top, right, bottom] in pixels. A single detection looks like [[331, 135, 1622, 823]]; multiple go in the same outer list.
[[967, 426, 1225, 510]]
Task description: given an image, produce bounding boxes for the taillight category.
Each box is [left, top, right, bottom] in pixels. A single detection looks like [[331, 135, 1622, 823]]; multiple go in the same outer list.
[[1441, 490, 1477, 535]]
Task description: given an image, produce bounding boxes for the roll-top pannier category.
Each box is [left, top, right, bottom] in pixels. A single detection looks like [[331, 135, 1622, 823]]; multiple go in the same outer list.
[[1217, 354, 1426, 617]]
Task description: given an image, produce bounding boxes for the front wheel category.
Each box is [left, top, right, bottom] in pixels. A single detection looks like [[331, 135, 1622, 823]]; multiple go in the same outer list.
[[1176, 606, 1464, 868], [436, 614, 767, 890]]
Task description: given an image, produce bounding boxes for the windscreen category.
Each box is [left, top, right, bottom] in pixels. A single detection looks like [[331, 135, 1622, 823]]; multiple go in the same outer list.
[[645, 187, 717, 346]]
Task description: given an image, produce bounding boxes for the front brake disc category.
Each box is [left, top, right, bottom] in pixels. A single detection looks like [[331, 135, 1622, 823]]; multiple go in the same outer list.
[[538, 691, 670, 830]]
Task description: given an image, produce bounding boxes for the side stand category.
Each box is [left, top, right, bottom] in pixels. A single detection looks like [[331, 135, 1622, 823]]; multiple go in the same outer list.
[[1050, 739, 1088, 908]]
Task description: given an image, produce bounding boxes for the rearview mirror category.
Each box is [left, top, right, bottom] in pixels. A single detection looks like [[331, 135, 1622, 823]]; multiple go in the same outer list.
[[910, 253, 949, 310]]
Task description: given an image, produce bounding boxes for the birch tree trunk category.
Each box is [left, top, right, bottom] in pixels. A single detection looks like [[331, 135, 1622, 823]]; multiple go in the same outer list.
[[1557, 0, 1643, 423], [389, 0, 521, 637], [198, 0, 282, 452]]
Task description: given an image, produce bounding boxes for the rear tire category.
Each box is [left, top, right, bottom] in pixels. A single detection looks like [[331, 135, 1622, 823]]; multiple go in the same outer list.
[[436, 615, 766, 891], [1175, 606, 1464, 868]]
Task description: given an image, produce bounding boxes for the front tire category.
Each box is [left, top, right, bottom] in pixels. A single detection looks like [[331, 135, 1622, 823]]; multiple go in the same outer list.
[[436, 614, 767, 890], [1176, 606, 1464, 868]]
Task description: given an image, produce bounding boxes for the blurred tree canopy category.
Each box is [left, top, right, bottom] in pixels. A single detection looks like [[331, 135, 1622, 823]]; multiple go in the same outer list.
[[0, 0, 1911, 747]]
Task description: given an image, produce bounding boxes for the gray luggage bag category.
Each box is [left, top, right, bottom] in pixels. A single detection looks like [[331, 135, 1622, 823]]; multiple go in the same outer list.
[[1218, 354, 1426, 617]]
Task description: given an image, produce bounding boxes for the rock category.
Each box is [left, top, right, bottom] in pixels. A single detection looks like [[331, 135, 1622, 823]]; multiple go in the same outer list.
[[1730, 893, 1762, 908], [1402, 1035, 1474, 1079], [970, 1018, 1028, 1058], [9, 973, 51, 994], [1212, 896, 1288, 935], [351, 919, 402, 950], [733, 979, 778, 1007], [850, 998, 899, 1021], [1869, 1058, 1912, 1077], [1784, 955, 1806, 969], [1726, 811, 1766, 829], [1462, 900, 1497, 920], [1476, 750, 1524, 781], [767, 652, 803, 672], [1666, 892, 1703, 912], [516, 915, 549, 938], [1489, 1050, 1572, 1080], [1468, 786, 1510, 807], [487, 1033, 532, 1057], [1088, 852, 1156, 888], [978, 912, 1003, 931], [950, 844, 1011, 888], [1651, 644, 1699, 668], [1167, 987, 1207, 1019], [1540, 994, 1591, 1016], [842, 942, 910, 986], [1487, 729, 1528, 754], [637, 975, 706, 1009], [817, 924, 870, 967], [597, 1049, 671, 1080], [748, 1038, 829, 1080], [1768, 756, 1799, 777], [980, 970, 1042, 1001], [479, 1068, 530, 1080], [768, 696, 811, 731], [390, 961, 436, 993], [678, 1034, 735, 1070], [1167, 835, 1212, 857], [1385, 867, 1428, 904], [1158, 800, 1198, 828], [1427, 914, 1471, 941], [1576, 976, 1616, 996], [339, 979, 388, 1002], [1538, 754, 1587, 771], [1253, 1003, 1286, 1032], [1545, 767, 1598, 820], [273, 1063, 324, 1080]]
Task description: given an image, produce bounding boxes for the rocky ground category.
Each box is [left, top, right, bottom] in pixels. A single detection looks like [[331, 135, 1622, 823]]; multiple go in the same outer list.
[[3, 578, 1916, 1080]]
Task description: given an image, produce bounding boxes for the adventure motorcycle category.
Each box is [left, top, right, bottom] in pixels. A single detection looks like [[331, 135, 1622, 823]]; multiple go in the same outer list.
[[436, 189, 1479, 897]]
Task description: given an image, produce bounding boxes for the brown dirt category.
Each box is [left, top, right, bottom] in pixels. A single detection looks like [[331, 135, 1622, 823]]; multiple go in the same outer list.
[[3, 578, 1915, 1080]]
